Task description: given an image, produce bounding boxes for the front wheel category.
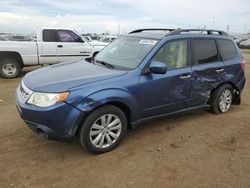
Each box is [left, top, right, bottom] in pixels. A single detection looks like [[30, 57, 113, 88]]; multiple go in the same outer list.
[[210, 84, 233, 114], [79, 105, 127, 154]]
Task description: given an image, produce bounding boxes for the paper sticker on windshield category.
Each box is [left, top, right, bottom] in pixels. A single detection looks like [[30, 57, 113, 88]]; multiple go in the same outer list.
[[139, 40, 157, 45]]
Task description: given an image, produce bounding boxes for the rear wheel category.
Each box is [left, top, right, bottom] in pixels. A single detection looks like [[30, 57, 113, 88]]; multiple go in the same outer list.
[[210, 84, 233, 114], [0, 57, 22, 79], [79, 105, 127, 154]]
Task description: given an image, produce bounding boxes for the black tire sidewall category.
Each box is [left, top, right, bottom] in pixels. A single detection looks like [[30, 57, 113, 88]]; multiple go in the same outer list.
[[0, 58, 21, 79], [79, 105, 127, 154]]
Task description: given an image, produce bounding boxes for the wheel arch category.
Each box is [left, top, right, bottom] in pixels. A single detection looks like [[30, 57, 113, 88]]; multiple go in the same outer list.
[[209, 81, 240, 105], [73, 89, 140, 136], [0, 51, 24, 68]]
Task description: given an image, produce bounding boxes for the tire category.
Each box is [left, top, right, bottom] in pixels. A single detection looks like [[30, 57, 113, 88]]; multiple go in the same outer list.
[[79, 105, 127, 154], [0, 57, 22, 79], [210, 84, 233, 114]]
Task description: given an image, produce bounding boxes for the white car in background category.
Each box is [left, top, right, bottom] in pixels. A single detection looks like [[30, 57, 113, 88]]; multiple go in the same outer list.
[[0, 28, 108, 78], [82, 35, 108, 48], [239, 39, 250, 49], [99, 35, 118, 43]]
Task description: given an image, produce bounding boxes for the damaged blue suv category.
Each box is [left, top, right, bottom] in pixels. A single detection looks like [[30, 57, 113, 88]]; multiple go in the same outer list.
[[16, 29, 246, 154]]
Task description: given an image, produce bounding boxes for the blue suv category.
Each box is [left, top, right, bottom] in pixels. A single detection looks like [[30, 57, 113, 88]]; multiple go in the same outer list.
[[16, 29, 246, 154]]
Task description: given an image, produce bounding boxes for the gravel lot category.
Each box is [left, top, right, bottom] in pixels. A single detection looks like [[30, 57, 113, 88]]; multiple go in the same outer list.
[[0, 50, 250, 188]]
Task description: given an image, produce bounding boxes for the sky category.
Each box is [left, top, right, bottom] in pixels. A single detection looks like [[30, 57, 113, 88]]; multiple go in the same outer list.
[[0, 0, 249, 34]]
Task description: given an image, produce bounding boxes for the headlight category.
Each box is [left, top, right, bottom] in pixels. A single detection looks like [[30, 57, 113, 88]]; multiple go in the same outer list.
[[27, 92, 69, 108]]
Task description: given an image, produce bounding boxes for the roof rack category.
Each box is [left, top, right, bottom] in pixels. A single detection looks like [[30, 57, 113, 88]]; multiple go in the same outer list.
[[129, 28, 175, 34], [168, 29, 228, 36], [128, 28, 229, 36]]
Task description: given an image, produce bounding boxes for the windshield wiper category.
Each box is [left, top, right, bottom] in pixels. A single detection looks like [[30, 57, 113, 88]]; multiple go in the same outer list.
[[95, 60, 115, 69]]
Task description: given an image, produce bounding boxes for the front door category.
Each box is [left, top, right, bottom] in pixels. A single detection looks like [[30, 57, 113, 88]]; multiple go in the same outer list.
[[139, 39, 192, 118], [56, 30, 92, 62]]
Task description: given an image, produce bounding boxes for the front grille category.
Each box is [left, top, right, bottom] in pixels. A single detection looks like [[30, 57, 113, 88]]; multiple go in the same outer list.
[[18, 80, 33, 104]]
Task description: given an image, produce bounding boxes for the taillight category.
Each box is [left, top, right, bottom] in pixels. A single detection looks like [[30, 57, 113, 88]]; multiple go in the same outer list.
[[241, 59, 246, 72]]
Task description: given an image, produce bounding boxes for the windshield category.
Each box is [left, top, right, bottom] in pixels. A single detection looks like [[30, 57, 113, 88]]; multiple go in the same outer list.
[[95, 36, 158, 70]]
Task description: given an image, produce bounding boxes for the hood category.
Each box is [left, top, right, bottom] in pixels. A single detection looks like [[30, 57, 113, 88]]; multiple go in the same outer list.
[[89, 41, 108, 46], [24, 60, 127, 92]]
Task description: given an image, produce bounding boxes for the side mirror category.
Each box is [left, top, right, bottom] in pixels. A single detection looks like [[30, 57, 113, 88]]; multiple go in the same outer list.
[[149, 61, 167, 74], [85, 57, 94, 63]]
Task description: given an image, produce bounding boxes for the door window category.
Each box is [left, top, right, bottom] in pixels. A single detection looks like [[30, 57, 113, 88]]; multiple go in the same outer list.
[[43, 29, 57, 42], [57, 30, 82, 42], [217, 39, 237, 61], [151, 40, 188, 69], [192, 39, 219, 64]]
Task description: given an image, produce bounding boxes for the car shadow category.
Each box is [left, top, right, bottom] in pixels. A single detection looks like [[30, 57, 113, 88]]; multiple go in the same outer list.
[[34, 107, 210, 157]]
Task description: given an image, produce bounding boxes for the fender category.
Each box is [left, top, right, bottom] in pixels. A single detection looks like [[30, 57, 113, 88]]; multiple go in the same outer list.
[[73, 88, 140, 123]]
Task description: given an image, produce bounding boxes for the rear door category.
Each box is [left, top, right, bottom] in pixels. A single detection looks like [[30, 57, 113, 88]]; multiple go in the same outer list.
[[216, 38, 244, 82], [188, 38, 225, 106], [56, 30, 92, 62]]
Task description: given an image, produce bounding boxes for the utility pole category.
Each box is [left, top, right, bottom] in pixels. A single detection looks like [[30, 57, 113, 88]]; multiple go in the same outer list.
[[226, 25, 230, 33], [212, 17, 216, 29], [117, 23, 120, 36]]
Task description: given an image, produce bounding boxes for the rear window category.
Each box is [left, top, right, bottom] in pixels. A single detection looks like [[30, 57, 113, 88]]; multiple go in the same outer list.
[[192, 39, 219, 64], [43, 30, 57, 42], [217, 39, 237, 61]]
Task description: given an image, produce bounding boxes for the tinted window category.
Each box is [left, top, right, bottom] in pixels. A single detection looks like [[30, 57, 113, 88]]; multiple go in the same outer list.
[[217, 39, 237, 60], [151, 39, 188, 69], [43, 30, 57, 42], [192, 39, 219, 64], [58, 30, 81, 42]]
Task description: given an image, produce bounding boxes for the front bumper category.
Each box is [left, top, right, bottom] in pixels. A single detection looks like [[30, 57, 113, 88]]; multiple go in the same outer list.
[[16, 94, 85, 142]]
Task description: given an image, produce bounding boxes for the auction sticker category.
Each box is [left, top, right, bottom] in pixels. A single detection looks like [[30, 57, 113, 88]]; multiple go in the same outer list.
[[139, 40, 157, 45]]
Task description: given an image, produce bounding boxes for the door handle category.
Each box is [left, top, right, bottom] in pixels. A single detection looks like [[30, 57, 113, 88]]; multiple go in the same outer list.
[[179, 75, 191, 79], [57, 45, 63, 48], [215, 68, 224, 73]]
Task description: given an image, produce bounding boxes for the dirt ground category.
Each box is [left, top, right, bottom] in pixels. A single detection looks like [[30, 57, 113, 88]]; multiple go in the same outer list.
[[0, 50, 250, 188]]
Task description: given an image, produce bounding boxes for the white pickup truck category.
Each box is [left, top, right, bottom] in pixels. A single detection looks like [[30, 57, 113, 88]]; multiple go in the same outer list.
[[0, 28, 107, 78]]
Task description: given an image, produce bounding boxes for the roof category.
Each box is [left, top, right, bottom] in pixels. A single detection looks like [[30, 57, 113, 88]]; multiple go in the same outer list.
[[126, 28, 231, 40], [127, 32, 167, 40]]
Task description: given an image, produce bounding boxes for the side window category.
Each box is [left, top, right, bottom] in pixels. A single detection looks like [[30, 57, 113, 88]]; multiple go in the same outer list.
[[57, 30, 82, 42], [217, 39, 237, 61], [43, 29, 57, 42], [192, 39, 219, 64], [151, 39, 188, 69]]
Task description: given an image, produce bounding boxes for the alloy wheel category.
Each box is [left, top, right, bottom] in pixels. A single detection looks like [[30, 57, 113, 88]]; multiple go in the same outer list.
[[89, 114, 122, 148], [219, 89, 232, 112], [2, 63, 17, 76]]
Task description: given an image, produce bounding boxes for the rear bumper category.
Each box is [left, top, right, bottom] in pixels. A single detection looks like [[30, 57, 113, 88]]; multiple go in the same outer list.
[[236, 76, 246, 92], [233, 77, 246, 105], [16, 95, 85, 142]]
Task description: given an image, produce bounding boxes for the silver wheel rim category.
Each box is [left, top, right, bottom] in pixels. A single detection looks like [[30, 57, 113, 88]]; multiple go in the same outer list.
[[2, 63, 17, 76], [90, 114, 122, 148], [219, 89, 232, 113]]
